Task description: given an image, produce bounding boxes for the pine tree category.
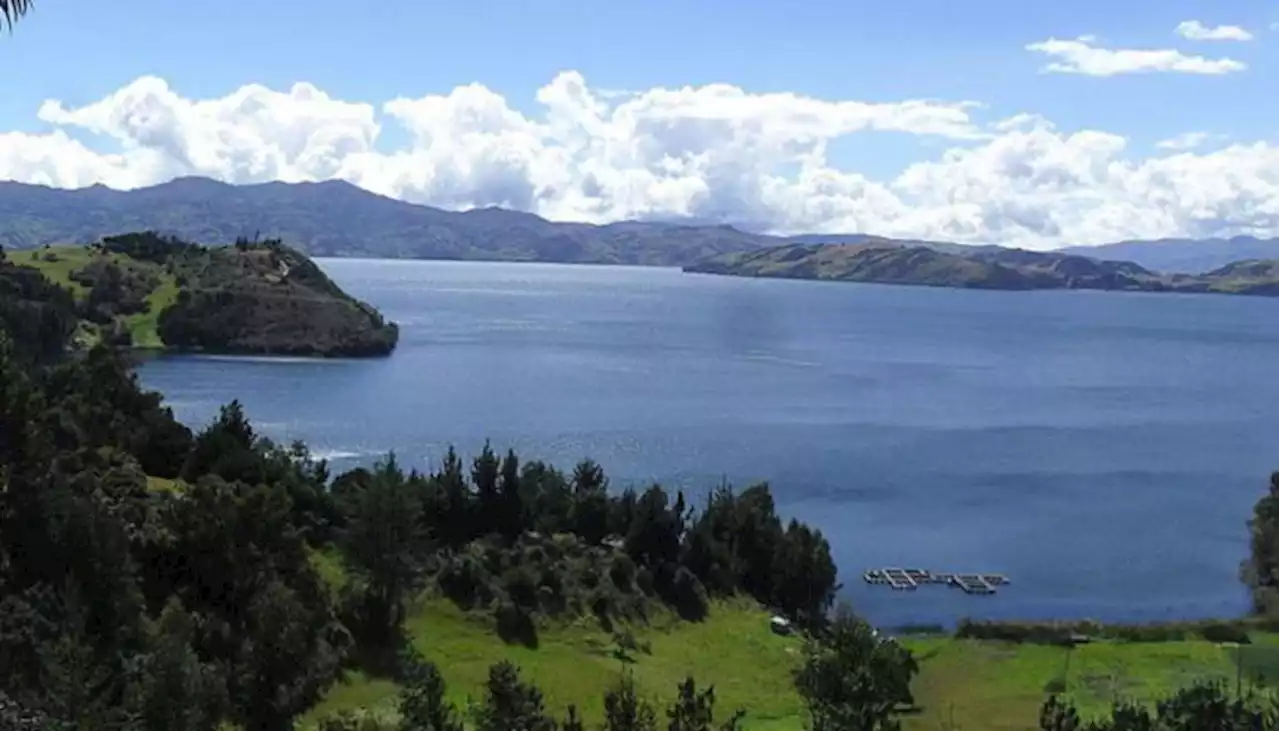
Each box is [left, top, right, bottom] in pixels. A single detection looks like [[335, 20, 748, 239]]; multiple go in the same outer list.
[[398, 647, 463, 731]]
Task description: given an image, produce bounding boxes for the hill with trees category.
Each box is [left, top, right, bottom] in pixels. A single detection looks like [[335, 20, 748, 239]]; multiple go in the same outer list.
[[684, 241, 1279, 296], [5, 231, 399, 357]]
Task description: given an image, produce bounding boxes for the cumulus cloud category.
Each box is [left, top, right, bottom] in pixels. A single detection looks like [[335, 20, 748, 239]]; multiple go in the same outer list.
[[1026, 36, 1247, 75], [1175, 20, 1253, 42], [1, 73, 1277, 250]]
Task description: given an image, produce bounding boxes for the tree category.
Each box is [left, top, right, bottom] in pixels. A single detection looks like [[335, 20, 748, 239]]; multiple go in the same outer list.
[[603, 673, 658, 731], [666, 676, 745, 731], [772, 520, 838, 628], [1, 0, 31, 31], [338, 455, 430, 643], [1241, 471, 1278, 619], [562, 705, 586, 731], [472, 661, 556, 731], [472, 441, 502, 537], [571, 459, 611, 545], [1040, 682, 1278, 731], [398, 647, 464, 731], [435, 446, 474, 546], [794, 605, 918, 731], [125, 599, 225, 731], [498, 448, 525, 539]]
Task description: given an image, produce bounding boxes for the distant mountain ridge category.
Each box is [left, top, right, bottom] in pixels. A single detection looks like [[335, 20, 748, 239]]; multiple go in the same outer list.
[[684, 242, 1278, 297], [0, 177, 770, 266], [1059, 236, 1278, 274], [0, 177, 1273, 271]]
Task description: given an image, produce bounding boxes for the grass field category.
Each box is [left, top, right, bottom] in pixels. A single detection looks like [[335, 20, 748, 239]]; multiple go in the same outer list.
[[21, 244, 178, 349], [301, 572, 1277, 731], [302, 597, 808, 730], [899, 633, 1278, 731]]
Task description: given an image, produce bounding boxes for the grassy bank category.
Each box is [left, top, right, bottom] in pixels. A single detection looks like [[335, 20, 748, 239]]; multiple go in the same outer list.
[[302, 597, 808, 730], [901, 633, 1277, 730]]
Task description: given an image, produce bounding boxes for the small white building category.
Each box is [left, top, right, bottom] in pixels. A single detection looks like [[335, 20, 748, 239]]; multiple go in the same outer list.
[[770, 616, 793, 635]]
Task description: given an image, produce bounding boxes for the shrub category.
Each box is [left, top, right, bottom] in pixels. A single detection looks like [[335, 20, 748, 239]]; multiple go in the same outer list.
[[315, 710, 397, 731], [609, 554, 637, 591], [635, 567, 656, 596], [494, 601, 538, 648], [668, 566, 709, 621], [1199, 621, 1251, 644], [437, 554, 490, 609], [502, 565, 540, 609]]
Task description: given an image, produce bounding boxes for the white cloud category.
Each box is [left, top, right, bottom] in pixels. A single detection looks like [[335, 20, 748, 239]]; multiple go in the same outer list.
[[1155, 131, 1224, 150], [1175, 20, 1253, 42], [1, 73, 1277, 250], [1026, 36, 1247, 76]]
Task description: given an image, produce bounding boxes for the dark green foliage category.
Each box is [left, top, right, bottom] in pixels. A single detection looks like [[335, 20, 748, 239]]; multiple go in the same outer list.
[[43, 344, 194, 478], [72, 257, 158, 323], [570, 459, 611, 546], [124, 599, 225, 731], [99, 232, 190, 264], [0, 255, 78, 363], [1241, 472, 1278, 619], [493, 600, 538, 648], [953, 617, 1271, 645], [664, 566, 710, 622], [682, 483, 837, 628], [794, 605, 919, 731], [603, 673, 658, 731], [337, 455, 431, 645], [472, 661, 557, 731], [561, 705, 585, 731], [1040, 682, 1278, 731], [397, 646, 464, 731], [1039, 694, 1082, 731], [666, 676, 746, 731], [154, 236, 398, 357]]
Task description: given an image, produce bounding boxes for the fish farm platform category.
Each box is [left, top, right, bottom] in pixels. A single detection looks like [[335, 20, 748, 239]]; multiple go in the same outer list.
[[863, 568, 1010, 595]]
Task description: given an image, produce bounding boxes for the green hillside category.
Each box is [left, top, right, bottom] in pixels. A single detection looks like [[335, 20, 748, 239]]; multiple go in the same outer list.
[[303, 597, 807, 730], [10, 232, 399, 356]]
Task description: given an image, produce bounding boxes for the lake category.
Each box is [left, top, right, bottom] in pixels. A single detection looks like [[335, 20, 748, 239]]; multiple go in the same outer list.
[[136, 259, 1279, 628]]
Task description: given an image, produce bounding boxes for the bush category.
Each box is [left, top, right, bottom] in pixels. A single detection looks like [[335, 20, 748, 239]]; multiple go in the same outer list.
[[635, 567, 656, 596], [1199, 621, 1251, 644], [494, 601, 538, 648], [609, 554, 637, 591], [315, 710, 397, 731], [437, 554, 491, 609], [668, 566, 709, 621], [501, 565, 540, 609], [954, 618, 1260, 645]]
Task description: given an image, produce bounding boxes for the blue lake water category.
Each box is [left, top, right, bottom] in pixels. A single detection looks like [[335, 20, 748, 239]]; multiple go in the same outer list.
[[136, 259, 1279, 628]]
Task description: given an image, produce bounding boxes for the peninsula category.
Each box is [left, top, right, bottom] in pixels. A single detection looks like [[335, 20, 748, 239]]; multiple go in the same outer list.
[[683, 240, 1279, 297], [1, 231, 399, 357]]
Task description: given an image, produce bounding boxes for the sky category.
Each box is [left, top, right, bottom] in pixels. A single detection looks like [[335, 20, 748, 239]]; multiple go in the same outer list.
[[1, 0, 1277, 249]]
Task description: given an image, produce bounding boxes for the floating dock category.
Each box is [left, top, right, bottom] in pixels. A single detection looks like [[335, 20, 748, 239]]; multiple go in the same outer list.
[[863, 567, 1010, 596]]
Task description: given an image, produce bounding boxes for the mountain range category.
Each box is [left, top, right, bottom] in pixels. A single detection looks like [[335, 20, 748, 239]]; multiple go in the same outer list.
[[0, 177, 1274, 273]]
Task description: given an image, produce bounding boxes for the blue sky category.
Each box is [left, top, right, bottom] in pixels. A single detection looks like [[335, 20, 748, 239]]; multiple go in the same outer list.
[[1, 0, 1276, 246]]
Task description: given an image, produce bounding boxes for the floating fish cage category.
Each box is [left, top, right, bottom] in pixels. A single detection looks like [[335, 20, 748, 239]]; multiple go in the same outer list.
[[862, 567, 1010, 596]]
